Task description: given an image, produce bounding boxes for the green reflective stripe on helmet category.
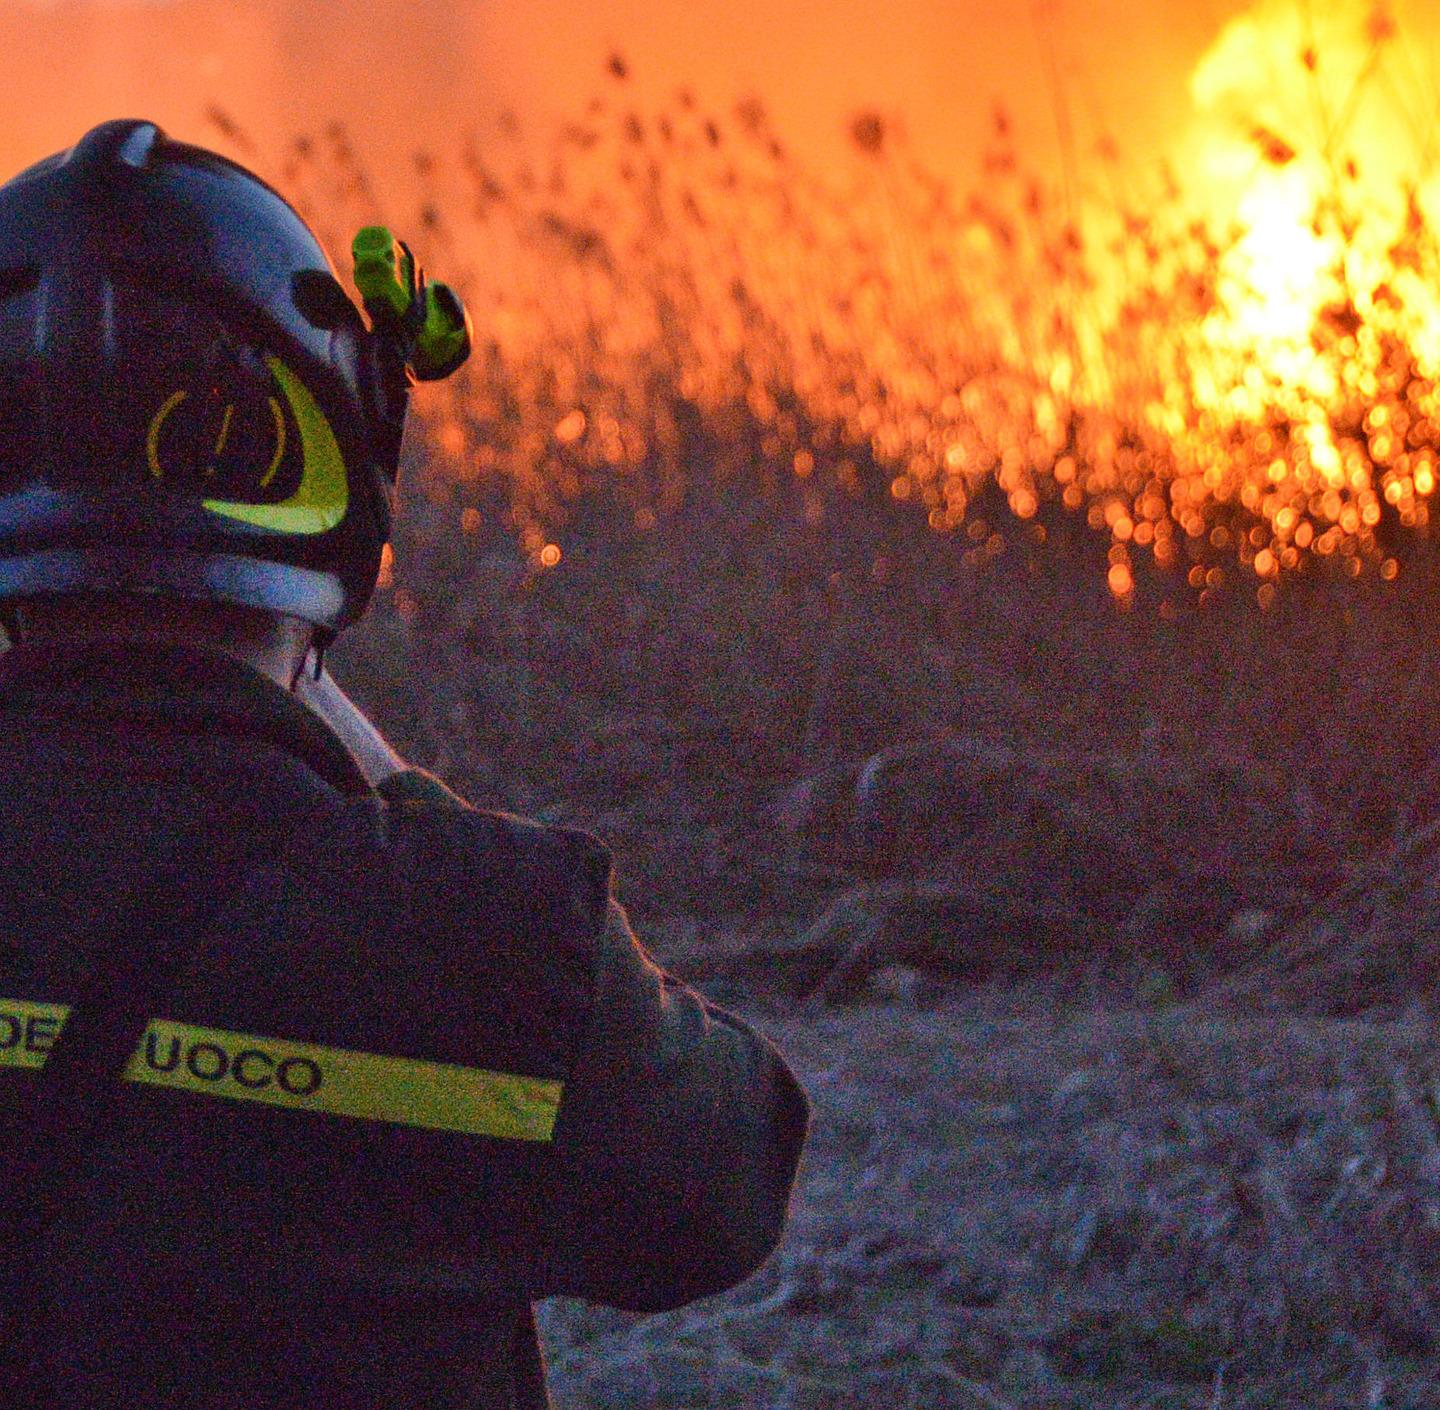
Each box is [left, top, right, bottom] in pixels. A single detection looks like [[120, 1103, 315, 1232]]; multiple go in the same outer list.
[[202, 357, 348, 536], [352, 225, 413, 320], [0, 999, 563, 1142], [0, 121, 391, 632]]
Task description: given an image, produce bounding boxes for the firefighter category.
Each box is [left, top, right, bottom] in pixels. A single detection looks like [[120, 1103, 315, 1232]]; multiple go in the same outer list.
[[0, 120, 809, 1408]]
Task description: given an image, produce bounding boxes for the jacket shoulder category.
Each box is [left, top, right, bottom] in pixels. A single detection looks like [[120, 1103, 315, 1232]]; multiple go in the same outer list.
[[375, 766, 613, 943]]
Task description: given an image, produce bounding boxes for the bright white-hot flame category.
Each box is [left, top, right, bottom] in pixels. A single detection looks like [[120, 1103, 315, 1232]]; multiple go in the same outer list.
[[1184, 6, 1350, 355], [1225, 164, 1337, 344], [1171, 0, 1440, 421]]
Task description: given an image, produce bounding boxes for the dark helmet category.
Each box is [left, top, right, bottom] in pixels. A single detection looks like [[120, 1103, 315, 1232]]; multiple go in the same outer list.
[[0, 119, 468, 644]]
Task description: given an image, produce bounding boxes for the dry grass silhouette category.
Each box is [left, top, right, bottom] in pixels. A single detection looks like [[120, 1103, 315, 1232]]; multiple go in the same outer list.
[[215, 23, 1440, 610], [205, 28, 1440, 1407]]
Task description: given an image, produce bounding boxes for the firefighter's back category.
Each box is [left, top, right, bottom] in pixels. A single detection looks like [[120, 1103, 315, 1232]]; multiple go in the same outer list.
[[0, 639, 604, 1407]]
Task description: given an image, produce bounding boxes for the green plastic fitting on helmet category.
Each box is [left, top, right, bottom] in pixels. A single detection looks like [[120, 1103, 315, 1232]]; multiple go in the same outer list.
[[351, 225, 471, 381], [414, 282, 470, 381], [352, 225, 414, 321]]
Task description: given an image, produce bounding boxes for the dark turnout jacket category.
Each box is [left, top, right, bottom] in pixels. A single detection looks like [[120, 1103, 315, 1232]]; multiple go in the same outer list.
[[0, 637, 809, 1409]]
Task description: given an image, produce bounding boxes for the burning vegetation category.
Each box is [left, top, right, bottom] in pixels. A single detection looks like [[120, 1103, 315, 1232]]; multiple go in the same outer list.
[[211, 3, 1440, 614]]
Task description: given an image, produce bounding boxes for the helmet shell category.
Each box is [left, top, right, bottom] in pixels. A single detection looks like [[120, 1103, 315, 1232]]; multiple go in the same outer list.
[[0, 119, 394, 632]]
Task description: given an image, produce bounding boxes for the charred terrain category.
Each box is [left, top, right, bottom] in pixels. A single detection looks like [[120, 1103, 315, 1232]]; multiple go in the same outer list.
[[329, 468, 1440, 1410]]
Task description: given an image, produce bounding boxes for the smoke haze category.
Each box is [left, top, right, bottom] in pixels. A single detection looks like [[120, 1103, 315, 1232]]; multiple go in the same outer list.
[[5, 0, 1439, 283], [1, 0, 1224, 197]]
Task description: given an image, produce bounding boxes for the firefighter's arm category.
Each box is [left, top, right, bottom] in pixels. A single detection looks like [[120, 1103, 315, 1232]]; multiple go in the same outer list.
[[528, 899, 811, 1311]]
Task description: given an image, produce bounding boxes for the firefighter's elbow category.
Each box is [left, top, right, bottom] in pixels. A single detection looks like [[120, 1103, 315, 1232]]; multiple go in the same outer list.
[[694, 1197, 791, 1298], [622, 1197, 791, 1311], [617, 1087, 809, 1311], [684, 1072, 811, 1300]]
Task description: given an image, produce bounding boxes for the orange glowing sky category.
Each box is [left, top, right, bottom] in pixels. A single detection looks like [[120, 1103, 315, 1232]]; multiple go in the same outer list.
[[0, 0, 1248, 196], [5, 0, 1439, 346]]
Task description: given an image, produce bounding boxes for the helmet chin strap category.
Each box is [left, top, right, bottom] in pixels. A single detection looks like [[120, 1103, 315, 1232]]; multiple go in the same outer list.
[[293, 624, 336, 690], [0, 605, 23, 648]]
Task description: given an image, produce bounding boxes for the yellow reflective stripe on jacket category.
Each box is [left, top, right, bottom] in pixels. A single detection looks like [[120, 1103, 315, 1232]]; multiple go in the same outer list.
[[0, 1001, 562, 1142], [0, 999, 66, 1070]]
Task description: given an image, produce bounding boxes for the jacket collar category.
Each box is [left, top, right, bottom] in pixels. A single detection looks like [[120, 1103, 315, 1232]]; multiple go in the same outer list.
[[0, 636, 373, 798]]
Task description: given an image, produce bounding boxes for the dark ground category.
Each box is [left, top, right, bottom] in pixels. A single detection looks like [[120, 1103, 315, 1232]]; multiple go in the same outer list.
[[329, 463, 1440, 1408]]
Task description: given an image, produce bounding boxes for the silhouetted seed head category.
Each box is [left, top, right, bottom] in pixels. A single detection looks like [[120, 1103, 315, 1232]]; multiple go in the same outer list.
[[204, 105, 256, 155], [469, 163, 505, 201], [851, 112, 885, 155], [206, 104, 238, 138], [561, 124, 599, 151], [607, 52, 630, 81], [1250, 125, 1297, 166], [735, 97, 768, 136]]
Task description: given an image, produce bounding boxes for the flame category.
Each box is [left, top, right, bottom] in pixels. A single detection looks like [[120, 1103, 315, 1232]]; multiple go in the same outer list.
[[2, 0, 1440, 606], [1224, 166, 1337, 345], [1183, 2, 1425, 358], [262, 8, 1440, 602]]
